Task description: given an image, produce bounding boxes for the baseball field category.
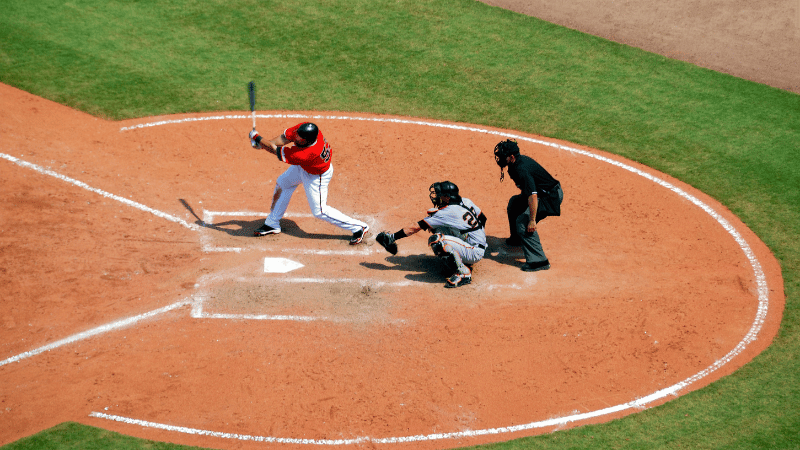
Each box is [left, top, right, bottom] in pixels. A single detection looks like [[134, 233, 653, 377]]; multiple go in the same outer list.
[[1, 1, 798, 449]]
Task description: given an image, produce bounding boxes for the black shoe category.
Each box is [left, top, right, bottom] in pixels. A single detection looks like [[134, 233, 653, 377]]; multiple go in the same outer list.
[[350, 225, 369, 245], [505, 237, 522, 246], [254, 224, 280, 236], [445, 273, 472, 288], [521, 260, 550, 272]]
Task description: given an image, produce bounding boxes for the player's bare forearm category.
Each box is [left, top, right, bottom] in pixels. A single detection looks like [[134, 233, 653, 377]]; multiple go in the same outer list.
[[256, 134, 288, 157], [259, 143, 278, 156], [270, 134, 291, 147], [527, 194, 538, 232], [402, 224, 423, 236]]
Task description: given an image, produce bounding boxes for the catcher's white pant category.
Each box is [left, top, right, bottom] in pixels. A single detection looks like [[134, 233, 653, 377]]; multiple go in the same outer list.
[[264, 164, 366, 233], [433, 233, 485, 275]]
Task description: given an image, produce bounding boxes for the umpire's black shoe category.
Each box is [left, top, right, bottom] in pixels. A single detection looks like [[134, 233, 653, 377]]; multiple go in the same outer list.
[[521, 260, 550, 272], [350, 225, 369, 245], [254, 224, 280, 236]]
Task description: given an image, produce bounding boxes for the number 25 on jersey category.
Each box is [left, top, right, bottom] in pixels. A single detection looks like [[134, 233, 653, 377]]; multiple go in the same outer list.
[[319, 140, 331, 163]]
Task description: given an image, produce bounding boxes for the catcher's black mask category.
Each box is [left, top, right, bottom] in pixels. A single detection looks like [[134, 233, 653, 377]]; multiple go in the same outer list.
[[429, 181, 461, 208]]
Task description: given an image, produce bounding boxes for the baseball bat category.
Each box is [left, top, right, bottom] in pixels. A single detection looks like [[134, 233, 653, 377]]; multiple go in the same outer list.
[[248, 81, 256, 130]]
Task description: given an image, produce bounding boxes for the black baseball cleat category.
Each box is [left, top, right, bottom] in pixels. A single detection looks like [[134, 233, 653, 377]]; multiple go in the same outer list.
[[445, 273, 472, 288], [350, 225, 369, 245], [254, 224, 280, 236], [521, 260, 550, 272]]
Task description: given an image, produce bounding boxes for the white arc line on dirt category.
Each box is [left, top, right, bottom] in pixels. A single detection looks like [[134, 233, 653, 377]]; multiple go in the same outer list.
[[82, 384, 680, 444], [94, 113, 775, 445], [98, 114, 769, 445], [0, 300, 191, 367], [0, 153, 199, 231], [90, 412, 372, 445]]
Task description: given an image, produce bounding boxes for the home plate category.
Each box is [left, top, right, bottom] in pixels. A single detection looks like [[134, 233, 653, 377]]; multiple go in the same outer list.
[[264, 257, 304, 273]]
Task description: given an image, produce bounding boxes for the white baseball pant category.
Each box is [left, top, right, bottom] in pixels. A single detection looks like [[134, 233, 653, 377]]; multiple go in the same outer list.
[[432, 233, 485, 276], [264, 164, 366, 233]]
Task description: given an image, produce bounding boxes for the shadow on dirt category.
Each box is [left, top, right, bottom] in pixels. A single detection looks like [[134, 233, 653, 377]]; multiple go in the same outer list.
[[362, 235, 524, 283], [179, 200, 350, 241], [482, 235, 525, 268], [361, 254, 447, 284]]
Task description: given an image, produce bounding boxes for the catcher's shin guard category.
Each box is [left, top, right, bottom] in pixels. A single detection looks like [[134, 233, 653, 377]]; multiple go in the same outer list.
[[440, 253, 458, 274], [429, 233, 469, 276], [428, 233, 447, 256]]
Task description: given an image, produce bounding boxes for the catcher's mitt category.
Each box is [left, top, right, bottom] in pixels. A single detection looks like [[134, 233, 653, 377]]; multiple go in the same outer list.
[[376, 231, 398, 255]]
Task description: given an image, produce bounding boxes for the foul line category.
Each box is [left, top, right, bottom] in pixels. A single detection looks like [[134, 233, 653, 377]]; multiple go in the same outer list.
[[0, 153, 198, 231], [0, 300, 192, 367]]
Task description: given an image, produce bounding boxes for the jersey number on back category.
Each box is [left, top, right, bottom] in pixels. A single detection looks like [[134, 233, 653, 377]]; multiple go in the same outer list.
[[319, 140, 331, 163], [462, 205, 481, 229], [462, 211, 478, 228]]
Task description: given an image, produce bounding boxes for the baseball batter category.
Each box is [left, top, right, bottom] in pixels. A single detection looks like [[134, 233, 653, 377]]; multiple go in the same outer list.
[[248, 122, 369, 244], [377, 181, 487, 288]]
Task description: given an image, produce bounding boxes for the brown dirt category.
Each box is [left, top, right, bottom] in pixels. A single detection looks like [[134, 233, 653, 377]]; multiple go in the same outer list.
[[0, 2, 793, 445], [479, 0, 800, 94], [0, 79, 784, 450]]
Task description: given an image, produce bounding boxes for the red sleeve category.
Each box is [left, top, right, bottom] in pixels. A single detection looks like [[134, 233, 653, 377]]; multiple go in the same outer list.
[[275, 124, 330, 175]]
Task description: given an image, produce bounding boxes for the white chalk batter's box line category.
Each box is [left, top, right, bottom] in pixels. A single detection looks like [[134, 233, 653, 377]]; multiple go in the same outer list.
[[201, 209, 526, 258], [189, 268, 416, 325], [200, 210, 537, 294], [0, 112, 772, 446], [190, 268, 538, 324], [189, 289, 409, 325], [200, 210, 375, 255]]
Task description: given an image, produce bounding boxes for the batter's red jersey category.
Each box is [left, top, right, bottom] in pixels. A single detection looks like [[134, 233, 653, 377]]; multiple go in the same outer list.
[[277, 123, 332, 175]]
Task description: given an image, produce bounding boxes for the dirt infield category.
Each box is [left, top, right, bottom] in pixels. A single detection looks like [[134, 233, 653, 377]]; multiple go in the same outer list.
[[0, 83, 784, 449]]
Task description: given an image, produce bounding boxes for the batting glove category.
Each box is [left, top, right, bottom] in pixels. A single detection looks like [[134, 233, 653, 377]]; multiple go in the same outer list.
[[249, 130, 262, 148]]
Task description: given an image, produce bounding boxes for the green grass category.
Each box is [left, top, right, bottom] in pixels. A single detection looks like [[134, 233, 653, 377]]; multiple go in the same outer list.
[[1, 422, 204, 450], [1, 0, 799, 448]]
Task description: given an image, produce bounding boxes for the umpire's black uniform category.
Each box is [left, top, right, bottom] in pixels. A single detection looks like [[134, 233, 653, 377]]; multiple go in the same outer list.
[[506, 154, 563, 270]]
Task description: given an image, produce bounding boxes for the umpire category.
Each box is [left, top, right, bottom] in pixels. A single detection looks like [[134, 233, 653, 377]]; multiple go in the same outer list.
[[493, 139, 563, 272]]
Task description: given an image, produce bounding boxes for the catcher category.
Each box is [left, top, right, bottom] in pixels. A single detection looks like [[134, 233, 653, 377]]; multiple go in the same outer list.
[[376, 181, 487, 288]]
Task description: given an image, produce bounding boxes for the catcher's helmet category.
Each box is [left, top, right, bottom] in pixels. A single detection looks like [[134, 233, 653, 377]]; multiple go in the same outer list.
[[494, 139, 520, 168], [429, 181, 461, 208], [295, 122, 319, 146]]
